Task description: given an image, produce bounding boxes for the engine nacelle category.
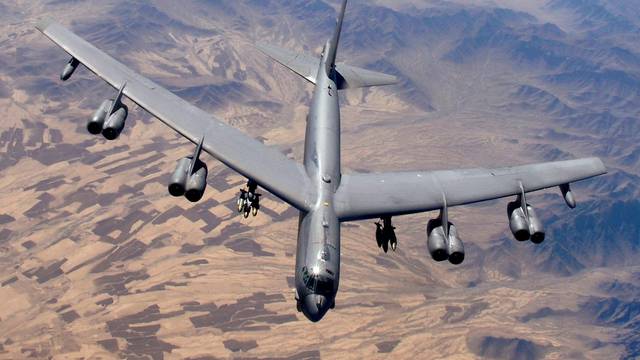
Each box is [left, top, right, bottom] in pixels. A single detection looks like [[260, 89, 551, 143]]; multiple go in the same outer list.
[[102, 105, 128, 140], [427, 219, 465, 265], [87, 100, 113, 134], [447, 224, 465, 265], [526, 205, 545, 244], [427, 219, 448, 262], [185, 161, 208, 202], [168, 157, 192, 197], [508, 201, 530, 241], [61, 58, 80, 81]]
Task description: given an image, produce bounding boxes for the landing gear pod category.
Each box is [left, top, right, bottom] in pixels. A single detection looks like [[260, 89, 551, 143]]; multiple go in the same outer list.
[[560, 184, 576, 209], [60, 57, 80, 81]]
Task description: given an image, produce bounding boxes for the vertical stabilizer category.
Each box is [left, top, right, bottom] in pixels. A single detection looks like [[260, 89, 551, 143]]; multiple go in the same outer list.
[[324, 0, 348, 73]]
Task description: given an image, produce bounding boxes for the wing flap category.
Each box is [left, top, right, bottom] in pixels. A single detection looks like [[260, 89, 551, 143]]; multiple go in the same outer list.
[[335, 158, 606, 221], [37, 19, 313, 211]]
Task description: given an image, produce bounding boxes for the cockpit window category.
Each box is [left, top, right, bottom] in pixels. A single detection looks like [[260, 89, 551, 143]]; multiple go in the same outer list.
[[315, 277, 333, 294], [301, 266, 334, 295]]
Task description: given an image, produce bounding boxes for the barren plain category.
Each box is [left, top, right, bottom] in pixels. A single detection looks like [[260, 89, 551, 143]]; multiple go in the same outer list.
[[0, 0, 639, 359]]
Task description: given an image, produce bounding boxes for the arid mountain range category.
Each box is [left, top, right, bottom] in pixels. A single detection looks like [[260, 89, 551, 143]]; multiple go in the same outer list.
[[0, 0, 638, 359]]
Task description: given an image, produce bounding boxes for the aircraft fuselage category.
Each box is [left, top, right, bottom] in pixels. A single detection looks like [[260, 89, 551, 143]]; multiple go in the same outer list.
[[295, 48, 342, 322]]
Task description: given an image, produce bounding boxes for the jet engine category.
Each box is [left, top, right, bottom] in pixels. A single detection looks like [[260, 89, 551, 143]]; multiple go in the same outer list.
[[427, 218, 465, 265], [508, 201, 530, 241], [185, 161, 208, 202], [168, 157, 192, 197], [168, 156, 208, 202], [102, 105, 128, 140], [427, 218, 447, 262], [87, 100, 113, 135], [507, 201, 545, 243], [526, 206, 545, 244]]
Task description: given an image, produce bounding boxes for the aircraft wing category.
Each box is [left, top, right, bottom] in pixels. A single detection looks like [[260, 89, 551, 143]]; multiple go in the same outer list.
[[334, 158, 606, 221], [36, 19, 313, 211]]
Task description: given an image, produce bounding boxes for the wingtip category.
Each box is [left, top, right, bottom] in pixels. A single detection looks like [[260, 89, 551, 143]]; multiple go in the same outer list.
[[594, 157, 607, 175], [584, 157, 607, 175], [35, 18, 55, 32], [253, 42, 273, 56]]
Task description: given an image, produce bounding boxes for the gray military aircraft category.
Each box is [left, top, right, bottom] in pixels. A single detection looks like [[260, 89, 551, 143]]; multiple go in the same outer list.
[[37, 0, 606, 322]]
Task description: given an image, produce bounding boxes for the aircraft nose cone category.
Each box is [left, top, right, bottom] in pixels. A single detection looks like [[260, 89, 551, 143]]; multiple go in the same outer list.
[[302, 294, 329, 322]]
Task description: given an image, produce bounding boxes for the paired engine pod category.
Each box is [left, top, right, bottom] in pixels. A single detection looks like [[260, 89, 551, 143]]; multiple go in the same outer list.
[[508, 201, 530, 241], [87, 100, 113, 134], [168, 157, 192, 197], [426, 219, 465, 264], [185, 161, 208, 202], [102, 105, 128, 140]]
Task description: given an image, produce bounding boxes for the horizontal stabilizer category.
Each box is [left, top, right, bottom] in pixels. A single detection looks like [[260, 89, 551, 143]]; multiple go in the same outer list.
[[256, 42, 397, 89], [334, 63, 398, 89], [256, 43, 319, 85]]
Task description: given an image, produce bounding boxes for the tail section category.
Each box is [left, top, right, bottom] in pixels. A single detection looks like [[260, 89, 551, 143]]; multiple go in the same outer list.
[[324, 0, 348, 71], [257, 42, 397, 89], [257, 0, 397, 89]]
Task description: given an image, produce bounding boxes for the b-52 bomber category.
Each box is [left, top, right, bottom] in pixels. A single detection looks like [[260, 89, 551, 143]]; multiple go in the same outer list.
[[37, 0, 606, 322]]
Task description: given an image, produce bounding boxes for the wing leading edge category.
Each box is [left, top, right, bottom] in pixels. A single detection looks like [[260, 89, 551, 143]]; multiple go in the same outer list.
[[334, 157, 606, 221], [36, 19, 313, 211]]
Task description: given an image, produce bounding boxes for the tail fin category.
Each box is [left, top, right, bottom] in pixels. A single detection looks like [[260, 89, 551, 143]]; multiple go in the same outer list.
[[257, 1, 397, 89], [324, 0, 348, 70]]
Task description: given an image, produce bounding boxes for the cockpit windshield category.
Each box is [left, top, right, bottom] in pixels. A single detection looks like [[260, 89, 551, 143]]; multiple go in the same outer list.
[[301, 266, 334, 295]]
